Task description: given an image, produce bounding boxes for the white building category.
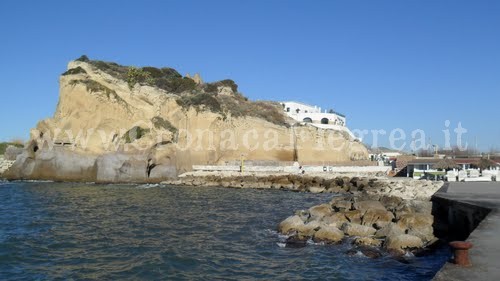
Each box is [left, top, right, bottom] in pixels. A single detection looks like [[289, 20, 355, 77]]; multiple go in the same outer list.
[[281, 101, 357, 140], [281, 101, 346, 126]]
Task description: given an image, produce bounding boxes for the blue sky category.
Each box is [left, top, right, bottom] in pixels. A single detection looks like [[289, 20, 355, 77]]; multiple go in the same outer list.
[[1, 0, 499, 151]]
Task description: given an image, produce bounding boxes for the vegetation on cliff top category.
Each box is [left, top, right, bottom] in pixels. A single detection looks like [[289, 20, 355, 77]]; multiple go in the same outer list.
[[0, 142, 23, 155], [72, 55, 287, 126]]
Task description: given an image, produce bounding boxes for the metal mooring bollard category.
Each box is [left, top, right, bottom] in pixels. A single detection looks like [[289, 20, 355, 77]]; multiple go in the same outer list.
[[449, 241, 473, 267]]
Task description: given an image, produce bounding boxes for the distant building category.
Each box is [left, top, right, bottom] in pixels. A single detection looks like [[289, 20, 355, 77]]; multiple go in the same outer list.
[[281, 101, 357, 140], [281, 101, 347, 127], [369, 147, 404, 161]]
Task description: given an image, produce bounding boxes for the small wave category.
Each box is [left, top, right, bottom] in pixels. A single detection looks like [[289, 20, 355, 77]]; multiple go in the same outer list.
[[355, 251, 366, 257], [136, 184, 160, 189], [14, 180, 54, 183], [276, 242, 286, 248], [404, 251, 415, 258]]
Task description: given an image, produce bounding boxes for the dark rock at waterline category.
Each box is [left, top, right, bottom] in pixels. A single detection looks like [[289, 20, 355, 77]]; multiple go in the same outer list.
[[284, 236, 308, 248], [345, 246, 383, 259], [5, 147, 177, 182]]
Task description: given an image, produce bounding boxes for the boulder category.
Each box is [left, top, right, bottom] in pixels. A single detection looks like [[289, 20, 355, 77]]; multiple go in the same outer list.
[[407, 226, 435, 242], [297, 221, 323, 239], [96, 153, 149, 182], [375, 223, 405, 239], [353, 200, 386, 212], [313, 226, 344, 243], [331, 199, 352, 211], [308, 186, 326, 193], [353, 237, 382, 247], [379, 195, 403, 211], [343, 210, 363, 224], [148, 164, 177, 180], [397, 213, 434, 230], [346, 246, 383, 259], [361, 209, 395, 228], [341, 223, 377, 237], [309, 204, 332, 220], [294, 210, 310, 222], [278, 215, 305, 234], [321, 212, 349, 228], [384, 234, 424, 252]]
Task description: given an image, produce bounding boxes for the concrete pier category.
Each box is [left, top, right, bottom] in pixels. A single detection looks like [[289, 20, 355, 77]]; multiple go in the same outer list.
[[432, 182, 500, 280]]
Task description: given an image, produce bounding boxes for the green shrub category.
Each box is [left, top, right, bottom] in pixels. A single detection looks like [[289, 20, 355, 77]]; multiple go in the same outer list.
[[127, 67, 155, 89], [0, 142, 23, 155], [141, 67, 163, 78], [89, 60, 129, 80], [76, 55, 89, 62], [177, 93, 221, 113], [161, 68, 182, 79], [151, 117, 177, 134], [215, 94, 286, 126], [123, 126, 150, 143], [217, 79, 238, 92], [204, 83, 219, 94], [170, 77, 197, 93], [62, 66, 87, 76], [204, 79, 239, 94]]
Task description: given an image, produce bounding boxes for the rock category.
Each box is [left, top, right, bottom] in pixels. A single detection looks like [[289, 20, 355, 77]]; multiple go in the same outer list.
[[343, 210, 363, 224], [410, 200, 433, 214], [375, 223, 405, 238], [407, 226, 435, 242], [321, 212, 349, 228], [384, 234, 424, 252], [313, 226, 344, 243], [346, 246, 383, 259], [278, 215, 305, 234], [4, 145, 23, 161], [331, 199, 352, 211], [309, 204, 332, 220], [295, 210, 310, 222], [353, 200, 386, 212], [5, 148, 98, 182], [353, 237, 382, 247], [297, 221, 323, 239], [148, 164, 177, 180], [285, 235, 308, 248], [361, 209, 395, 229], [308, 186, 326, 193], [341, 223, 377, 237], [397, 213, 434, 230], [379, 195, 403, 211], [326, 185, 344, 193], [354, 178, 369, 189]]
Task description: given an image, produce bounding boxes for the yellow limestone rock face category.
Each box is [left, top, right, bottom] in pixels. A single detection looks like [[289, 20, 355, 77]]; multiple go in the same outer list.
[[7, 58, 369, 182]]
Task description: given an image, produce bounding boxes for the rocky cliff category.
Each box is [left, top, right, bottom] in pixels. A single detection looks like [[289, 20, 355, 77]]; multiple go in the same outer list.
[[5, 56, 368, 182]]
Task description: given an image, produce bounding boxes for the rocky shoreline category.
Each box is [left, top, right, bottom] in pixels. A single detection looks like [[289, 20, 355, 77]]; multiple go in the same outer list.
[[275, 178, 443, 257], [162, 172, 442, 199], [163, 172, 443, 257]]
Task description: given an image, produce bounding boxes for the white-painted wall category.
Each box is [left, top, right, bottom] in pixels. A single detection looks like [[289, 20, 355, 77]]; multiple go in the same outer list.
[[192, 165, 389, 174], [282, 101, 321, 114], [281, 101, 346, 126]]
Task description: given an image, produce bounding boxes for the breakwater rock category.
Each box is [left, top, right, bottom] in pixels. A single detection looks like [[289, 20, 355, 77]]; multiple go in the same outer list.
[[278, 192, 440, 256], [164, 173, 443, 199]]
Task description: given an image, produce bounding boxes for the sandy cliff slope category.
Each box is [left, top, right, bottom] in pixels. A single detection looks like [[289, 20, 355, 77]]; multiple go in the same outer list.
[[5, 57, 368, 182]]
